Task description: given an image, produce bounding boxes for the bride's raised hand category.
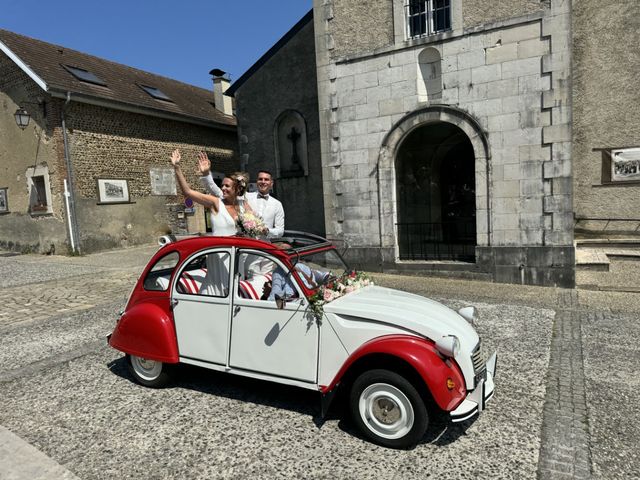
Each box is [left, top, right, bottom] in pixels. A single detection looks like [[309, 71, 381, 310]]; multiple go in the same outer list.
[[197, 151, 211, 175], [171, 149, 181, 166]]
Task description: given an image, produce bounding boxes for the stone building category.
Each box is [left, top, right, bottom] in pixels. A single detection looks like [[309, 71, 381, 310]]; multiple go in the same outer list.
[[0, 29, 238, 254], [230, 1, 640, 288], [226, 11, 325, 236]]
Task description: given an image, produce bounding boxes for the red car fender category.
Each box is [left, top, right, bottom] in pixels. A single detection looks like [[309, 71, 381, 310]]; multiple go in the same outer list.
[[109, 299, 179, 363], [321, 335, 467, 412]]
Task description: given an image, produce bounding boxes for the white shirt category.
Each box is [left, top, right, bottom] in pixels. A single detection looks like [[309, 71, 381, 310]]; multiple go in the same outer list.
[[244, 191, 285, 237], [200, 174, 285, 237]]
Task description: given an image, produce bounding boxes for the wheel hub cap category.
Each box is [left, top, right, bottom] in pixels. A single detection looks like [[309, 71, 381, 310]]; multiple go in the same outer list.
[[359, 382, 415, 440]]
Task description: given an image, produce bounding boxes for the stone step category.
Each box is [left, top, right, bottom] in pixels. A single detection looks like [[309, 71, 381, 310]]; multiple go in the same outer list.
[[383, 262, 493, 282], [575, 249, 610, 271]]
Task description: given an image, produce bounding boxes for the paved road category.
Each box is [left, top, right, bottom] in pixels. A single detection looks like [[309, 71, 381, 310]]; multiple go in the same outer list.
[[0, 246, 638, 479]]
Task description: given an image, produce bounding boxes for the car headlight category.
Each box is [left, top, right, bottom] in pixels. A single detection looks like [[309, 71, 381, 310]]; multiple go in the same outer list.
[[435, 335, 460, 358], [457, 306, 477, 326]]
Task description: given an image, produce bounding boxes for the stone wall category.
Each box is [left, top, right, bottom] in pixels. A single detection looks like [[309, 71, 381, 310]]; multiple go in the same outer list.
[[63, 103, 238, 251], [572, 0, 640, 237], [329, 0, 394, 59], [463, 0, 544, 29], [234, 18, 325, 235]]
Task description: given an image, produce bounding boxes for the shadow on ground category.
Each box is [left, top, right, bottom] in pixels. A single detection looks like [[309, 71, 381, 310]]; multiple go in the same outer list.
[[107, 356, 472, 448]]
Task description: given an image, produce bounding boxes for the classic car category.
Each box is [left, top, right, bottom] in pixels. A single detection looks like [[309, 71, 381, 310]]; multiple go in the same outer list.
[[108, 232, 496, 449]]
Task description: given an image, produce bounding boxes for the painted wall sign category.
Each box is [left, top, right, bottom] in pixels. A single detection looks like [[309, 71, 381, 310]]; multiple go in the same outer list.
[[150, 168, 177, 195]]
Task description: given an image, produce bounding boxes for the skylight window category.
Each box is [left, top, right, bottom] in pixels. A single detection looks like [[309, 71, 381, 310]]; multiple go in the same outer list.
[[63, 65, 106, 86], [139, 85, 172, 102]]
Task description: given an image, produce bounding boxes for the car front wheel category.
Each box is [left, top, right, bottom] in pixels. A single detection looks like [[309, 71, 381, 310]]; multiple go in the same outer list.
[[126, 354, 172, 388], [350, 369, 428, 449]]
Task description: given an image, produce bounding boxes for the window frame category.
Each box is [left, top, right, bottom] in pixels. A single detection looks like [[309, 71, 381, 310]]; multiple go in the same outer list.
[[405, 0, 452, 40], [62, 65, 107, 86], [138, 84, 173, 102], [173, 249, 232, 298], [0, 187, 8, 214], [143, 251, 180, 292], [234, 249, 306, 306], [26, 165, 53, 215]]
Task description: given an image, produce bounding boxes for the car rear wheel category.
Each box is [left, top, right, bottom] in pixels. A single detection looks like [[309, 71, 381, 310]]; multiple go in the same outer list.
[[127, 354, 172, 388], [350, 369, 428, 449]]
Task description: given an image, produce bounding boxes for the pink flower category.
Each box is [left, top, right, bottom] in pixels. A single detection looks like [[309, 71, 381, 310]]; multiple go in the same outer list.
[[345, 286, 355, 294], [323, 289, 334, 302]]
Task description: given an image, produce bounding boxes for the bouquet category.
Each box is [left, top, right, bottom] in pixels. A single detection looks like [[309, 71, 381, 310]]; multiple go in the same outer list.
[[236, 212, 269, 238], [308, 270, 374, 321]]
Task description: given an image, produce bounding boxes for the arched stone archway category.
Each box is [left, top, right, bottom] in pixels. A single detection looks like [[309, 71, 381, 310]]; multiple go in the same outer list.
[[377, 106, 490, 264]]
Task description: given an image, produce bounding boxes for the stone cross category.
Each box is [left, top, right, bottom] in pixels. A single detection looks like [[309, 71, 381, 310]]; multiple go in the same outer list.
[[287, 126, 301, 165]]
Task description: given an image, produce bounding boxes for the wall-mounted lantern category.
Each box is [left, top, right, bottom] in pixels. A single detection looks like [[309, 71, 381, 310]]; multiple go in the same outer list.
[[14, 107, 30, 129]]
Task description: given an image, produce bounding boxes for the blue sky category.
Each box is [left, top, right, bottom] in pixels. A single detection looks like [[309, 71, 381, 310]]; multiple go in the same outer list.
[[1, 0, 313, 89]]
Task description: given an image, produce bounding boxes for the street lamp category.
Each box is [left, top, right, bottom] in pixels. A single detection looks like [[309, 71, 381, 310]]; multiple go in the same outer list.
[[14, 107, 30, 129]]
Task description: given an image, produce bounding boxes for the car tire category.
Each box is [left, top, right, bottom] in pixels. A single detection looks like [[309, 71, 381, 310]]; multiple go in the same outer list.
[[349, 369, 428, 449], [126, 354, 172, 388]]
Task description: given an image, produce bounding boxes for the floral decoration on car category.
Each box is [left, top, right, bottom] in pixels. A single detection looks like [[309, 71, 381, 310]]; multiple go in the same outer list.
[[308, 270, 374, 320], [236, 212, 269, 238]]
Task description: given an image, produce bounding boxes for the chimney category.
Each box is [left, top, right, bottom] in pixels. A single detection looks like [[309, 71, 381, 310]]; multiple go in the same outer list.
[[209, 68, 233, 116]]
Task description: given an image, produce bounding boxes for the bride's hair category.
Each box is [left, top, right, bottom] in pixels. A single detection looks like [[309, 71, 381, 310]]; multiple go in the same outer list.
[[228, 171, 249, 196]]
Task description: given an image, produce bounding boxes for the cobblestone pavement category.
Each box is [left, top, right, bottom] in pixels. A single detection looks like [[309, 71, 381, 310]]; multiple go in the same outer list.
[[0, 245, 157, 327], [0, 249, 639, 479]]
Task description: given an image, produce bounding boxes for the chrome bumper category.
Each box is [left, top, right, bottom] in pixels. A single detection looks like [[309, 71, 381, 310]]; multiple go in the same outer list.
[[450, 351, 497, 423]]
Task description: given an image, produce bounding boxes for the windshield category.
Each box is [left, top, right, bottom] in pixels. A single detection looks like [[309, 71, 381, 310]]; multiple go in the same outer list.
[[295, 248, 349, 287]]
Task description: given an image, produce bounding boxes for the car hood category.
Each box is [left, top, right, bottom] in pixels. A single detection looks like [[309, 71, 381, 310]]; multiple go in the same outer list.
[[323, 285, 479, 348]]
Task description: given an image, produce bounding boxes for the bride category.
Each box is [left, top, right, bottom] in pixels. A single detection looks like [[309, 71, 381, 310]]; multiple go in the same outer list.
[[170, 149, 251, 236], [170, 149, 253, 296]]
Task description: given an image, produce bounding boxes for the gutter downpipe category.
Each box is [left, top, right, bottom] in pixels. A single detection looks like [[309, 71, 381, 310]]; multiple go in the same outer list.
[[63, 179, 75, 253], [61, 92, 81, 254]]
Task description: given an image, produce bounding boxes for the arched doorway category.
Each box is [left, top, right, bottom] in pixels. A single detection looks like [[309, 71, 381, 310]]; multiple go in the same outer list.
[[396, 122, 476, 261], [377, 105, 492, 265]]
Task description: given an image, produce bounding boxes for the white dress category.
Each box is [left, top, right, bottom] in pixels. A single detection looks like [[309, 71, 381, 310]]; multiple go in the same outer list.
[[200, 202, 238, 297], [210, 202, 238, 236]]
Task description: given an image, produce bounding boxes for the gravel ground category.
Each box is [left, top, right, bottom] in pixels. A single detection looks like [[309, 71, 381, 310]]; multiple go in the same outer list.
[[0, 298, 554, 480]]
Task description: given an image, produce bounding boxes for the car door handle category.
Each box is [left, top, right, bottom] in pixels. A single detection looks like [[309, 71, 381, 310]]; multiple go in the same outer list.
[[233, 305, 241, 316], [170, 298, 179, 309]]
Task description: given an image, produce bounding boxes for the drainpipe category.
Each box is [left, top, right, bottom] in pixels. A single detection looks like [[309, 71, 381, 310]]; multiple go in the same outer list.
[[61, 92, 81, 254], [63, 179, 75, 253]]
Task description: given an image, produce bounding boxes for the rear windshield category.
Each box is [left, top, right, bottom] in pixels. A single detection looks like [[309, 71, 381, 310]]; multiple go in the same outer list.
[[143, 251, 180, 291]]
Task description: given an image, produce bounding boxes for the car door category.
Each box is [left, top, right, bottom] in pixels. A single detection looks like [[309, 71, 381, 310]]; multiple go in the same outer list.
[[172, 248, 232, 366], [229, 251, 318, 384]]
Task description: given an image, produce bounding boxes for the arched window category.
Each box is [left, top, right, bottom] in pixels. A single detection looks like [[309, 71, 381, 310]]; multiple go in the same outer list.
[[274, 110, 308, 178], [417, 47, 442, 103]]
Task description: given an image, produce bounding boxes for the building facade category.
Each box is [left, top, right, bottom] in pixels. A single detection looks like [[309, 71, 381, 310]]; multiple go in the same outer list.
[[0, 30, 238, 254], [312, 0, 576, 287]]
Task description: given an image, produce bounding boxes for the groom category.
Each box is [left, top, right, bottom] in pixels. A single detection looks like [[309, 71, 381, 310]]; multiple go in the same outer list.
[[197, 152, 285, 238]]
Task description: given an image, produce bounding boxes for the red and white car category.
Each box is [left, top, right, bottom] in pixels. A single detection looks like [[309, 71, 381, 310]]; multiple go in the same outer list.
[[108, 232, 496, 449]]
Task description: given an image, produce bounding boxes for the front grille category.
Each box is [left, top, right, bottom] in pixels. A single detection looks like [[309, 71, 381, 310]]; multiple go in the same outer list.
[[471, 341, 485, 375]]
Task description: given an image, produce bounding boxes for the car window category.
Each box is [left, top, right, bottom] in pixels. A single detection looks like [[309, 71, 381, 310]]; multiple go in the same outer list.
[[143, 251, 179, 291], [236, 253, 276, 301], [176, 251, 230, 297], [298, 249, 347, 281]]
